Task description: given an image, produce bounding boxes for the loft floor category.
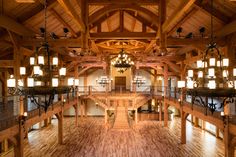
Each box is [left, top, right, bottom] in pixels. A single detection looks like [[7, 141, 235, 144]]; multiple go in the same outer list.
[[5, 117, 226, 157]]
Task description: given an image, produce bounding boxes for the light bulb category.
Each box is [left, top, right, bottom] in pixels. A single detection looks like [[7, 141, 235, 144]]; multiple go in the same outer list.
[[208, 68, 215, 77], [30, 57, 35, 65], [222, 58, 229, 67], [67, 78, 74, 86], [38, 55, 44, 65], [197, 60, 203, 68], [27, 78, 34, 87], [20, 67, 26, 75], [198, 71, 203, 78], [208, 80, 216, 89], [188, 70, 193, 78], [209, 58, 216, 66], [33, 66, 40, 75], [59, 67, 66, 76], [52, 57, 58, 66], [52, 78, 58, 87], [177, 81, 185, 88], [7, 76, 16, 87]]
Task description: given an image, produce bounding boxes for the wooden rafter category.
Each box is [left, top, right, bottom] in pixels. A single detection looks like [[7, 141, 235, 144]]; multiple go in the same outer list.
[[125, 10, 158, 31], [0, 15, 35, 36], [57, 0, 85, 32], [89, 4, 159, 26], [162, 0, 196, 34], [50, 8, 78, 37]]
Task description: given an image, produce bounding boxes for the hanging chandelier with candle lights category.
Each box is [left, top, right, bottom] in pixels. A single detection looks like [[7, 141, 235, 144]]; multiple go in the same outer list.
[[177, 0, 236, 114], [111, 49, 134, 73], [7, 0, 79, 112]]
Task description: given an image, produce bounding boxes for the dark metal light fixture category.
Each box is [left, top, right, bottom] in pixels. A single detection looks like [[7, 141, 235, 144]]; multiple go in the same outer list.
[[7, 0, 79, 112], [177, 0, 236, 114], [111, 49, 134, 73]]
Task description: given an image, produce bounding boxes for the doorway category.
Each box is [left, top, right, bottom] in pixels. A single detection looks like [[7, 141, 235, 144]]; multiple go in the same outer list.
[[115, 76, 126, 91]]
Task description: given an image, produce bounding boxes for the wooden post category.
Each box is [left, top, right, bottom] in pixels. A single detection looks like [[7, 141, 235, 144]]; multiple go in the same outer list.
[[191, 115, 194, 125], [14, 121, 24, 157], [164, 102, 168, 127], [216, 127, 219, 138], [84, 99, 87, 117], [1, 139, 8, 152], [194, 116, 199, 127], [223, 116, 234, 157], [44, 118, 49, 127], [159, 0, 167, 54], [135, 108, 138, 124], [74, 104, 78, 127], [81, 0, 88, 53], [163, 64, 168, 127], [57, 111, 64, 144], [181, 110, 186, 144], [19, 96, 24, 116], [201, 120, 205, 130], [159, 102, 162, 121], [104, 109, 107, 124]]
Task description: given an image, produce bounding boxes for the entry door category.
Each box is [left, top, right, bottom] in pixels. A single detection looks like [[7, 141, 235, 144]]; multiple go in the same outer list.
[[115, 76, 126, 91]]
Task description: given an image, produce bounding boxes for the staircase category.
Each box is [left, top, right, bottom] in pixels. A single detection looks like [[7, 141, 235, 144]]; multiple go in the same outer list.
[[113, 106, 130, 129]]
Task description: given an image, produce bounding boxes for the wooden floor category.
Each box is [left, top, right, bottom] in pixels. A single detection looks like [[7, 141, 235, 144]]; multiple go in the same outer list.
[[4, 117, 227, 157]]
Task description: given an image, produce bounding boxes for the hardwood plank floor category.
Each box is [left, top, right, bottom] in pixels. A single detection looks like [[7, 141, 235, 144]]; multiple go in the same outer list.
[[4, 117, 227, 157]]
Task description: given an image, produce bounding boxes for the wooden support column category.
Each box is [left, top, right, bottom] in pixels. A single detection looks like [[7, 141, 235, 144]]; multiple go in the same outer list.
[[84, 99, 87, 117], [104, 109, 108, 124], [73, 104, 78, 127], [57, 111, 64, 144], [201, 120, 205, 130], [19, 96, 24, 116], [1, 139, 8, 152], [194, 116, 199, 127], [135, 108, 138, 124], [44, 118, 49, 127], [191, 115, 194, 125], [163, 64, 168, 127], [159, 101, 162, 121], [164, 102, 168, 127], [74, 65, 79, 126], [14, 121, 24, 157], [216, 127, 220, 138], [181, 110, 186, 144], [223, 116, 234, 157]]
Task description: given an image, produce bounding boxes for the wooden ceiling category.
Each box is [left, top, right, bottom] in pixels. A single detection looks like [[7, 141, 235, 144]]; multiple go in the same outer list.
[[0, 0, 236, 75]]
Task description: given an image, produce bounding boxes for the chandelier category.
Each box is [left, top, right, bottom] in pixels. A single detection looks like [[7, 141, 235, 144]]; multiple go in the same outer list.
[[7, 0, 79, 112], [132, 75, 146, 87], [96, 76, 112, 87], [177, 0, 236, 114], [111, 49, 134, 73]]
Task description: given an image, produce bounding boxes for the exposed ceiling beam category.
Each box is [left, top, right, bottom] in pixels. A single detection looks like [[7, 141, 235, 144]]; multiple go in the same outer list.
[[57, 0, 85, 32], [215, 20, 236, 38], [162, 0, 196, 34], [87, 0, 159, 5], [89, 11, 117, 30], [19, 38, 81, 47], [167, 8, 198, 36], [89, 4, 159, 26], [125, 10, 158, 31], [50, 8, 77, 37], [0, 60, 14, 67], [90, 32, 156, 39], [0, 15, 35, 36]]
